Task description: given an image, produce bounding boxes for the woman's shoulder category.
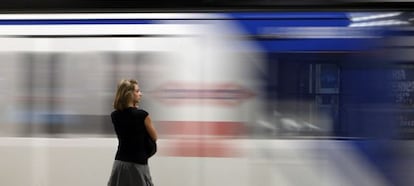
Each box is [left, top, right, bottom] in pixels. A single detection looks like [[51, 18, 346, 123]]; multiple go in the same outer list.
[[134, 108, 149, 116], [110, 108, 132, 115], [111, 110, 119, 116], [111, 107, 148, 117]]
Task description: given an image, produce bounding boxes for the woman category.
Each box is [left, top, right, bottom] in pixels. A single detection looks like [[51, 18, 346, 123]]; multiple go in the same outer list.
[[108, 79, 158, 186]]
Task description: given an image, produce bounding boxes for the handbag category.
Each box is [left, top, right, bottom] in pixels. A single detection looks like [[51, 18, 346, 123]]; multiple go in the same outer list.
[[145, 132, 157, 158]]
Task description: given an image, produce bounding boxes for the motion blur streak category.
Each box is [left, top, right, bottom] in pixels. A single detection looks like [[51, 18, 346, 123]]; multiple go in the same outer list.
[[0, 12, 413, 186]]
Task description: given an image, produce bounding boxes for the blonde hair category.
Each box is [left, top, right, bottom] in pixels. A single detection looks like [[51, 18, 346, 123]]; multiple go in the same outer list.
[[113, 79, 138, 110]]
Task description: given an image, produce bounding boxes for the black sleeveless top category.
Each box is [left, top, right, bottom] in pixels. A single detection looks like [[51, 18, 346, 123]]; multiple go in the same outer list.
[[111, 107, 151, 165]]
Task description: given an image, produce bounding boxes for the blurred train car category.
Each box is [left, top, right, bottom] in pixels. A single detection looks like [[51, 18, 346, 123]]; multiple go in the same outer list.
[[0, 12, 410, 186]]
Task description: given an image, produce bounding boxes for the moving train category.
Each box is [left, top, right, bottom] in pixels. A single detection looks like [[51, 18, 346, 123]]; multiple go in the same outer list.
[[0, 12, 411, 186]]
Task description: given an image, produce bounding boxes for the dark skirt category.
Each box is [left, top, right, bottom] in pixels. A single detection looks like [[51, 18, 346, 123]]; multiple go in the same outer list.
[[108, 160, 154, 186]]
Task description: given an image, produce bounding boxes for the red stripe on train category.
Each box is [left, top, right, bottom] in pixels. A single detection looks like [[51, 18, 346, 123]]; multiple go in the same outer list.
[[162, 139, 241, 157], [158, 121, 245, 136], [158, 121, 244, 157]]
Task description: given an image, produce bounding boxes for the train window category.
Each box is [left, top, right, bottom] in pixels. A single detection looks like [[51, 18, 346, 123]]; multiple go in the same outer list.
[[316, 64, 340, 94]]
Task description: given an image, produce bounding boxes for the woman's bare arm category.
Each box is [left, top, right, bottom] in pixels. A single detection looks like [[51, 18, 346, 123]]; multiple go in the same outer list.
[[144, 115, 158, 141]]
